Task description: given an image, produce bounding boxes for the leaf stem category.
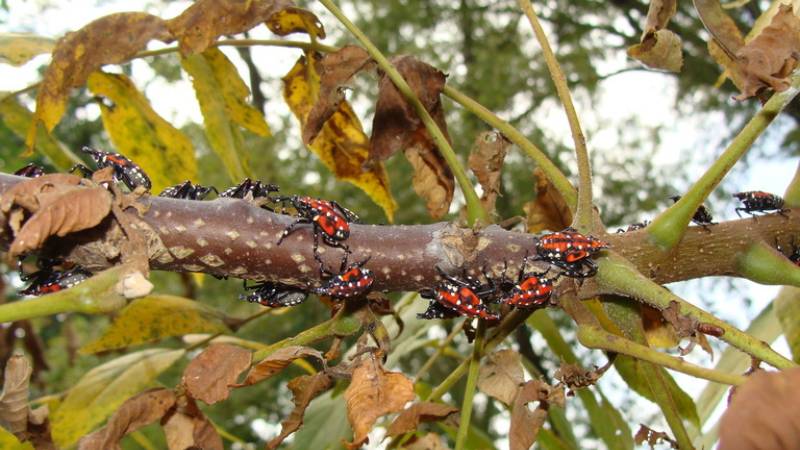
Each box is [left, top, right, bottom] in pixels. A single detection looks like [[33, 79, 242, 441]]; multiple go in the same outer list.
[[317, 0, 489, 225], [442, 85, 578, 210], [455, 320, 486, 450], [414, 321, 463, 382], [517, 0, 593, 231], [648, 71, 800, 249], [785, 159, 800, 207], [252, 312, 361, 361]]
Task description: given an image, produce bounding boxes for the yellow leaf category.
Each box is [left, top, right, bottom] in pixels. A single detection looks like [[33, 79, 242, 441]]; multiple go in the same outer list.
[[266, 7, 326, 39], [282, 54, 397, 222], [79, 295, 230, 354], [0, 426, 34, 450], [51, 348, 185, 448], [87, 71, 198, 193], [0, 96, 82, 169], [0, 33, 55, 66], [181, 52, 252, 182]]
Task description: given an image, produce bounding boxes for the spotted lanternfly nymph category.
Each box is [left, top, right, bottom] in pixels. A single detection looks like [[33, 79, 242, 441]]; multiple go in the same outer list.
[[275, 195, 359, 254], [733, 191, 788, 218], [14, 163, 45, 178], [159, 180, 218, 200], [616, 220, 650, 233], [775, 237, 800, 267], [18, 261, 92, 296], [71, 146, 152, 191], [314, 253, 374, 299], [498, 256, 558, 308], [418, 267, 500, 321], [535, 227, 608, 278], [239, 281, 308, 307], [670, 195, 715, 230], [219, 178, 279, 201]]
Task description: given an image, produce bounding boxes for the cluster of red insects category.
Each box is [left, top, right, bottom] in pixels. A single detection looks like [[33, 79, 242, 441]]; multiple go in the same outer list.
[[10, 149, 799, 320]]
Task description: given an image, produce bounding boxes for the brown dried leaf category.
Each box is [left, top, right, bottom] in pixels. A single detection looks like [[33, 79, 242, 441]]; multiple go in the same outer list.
[[695, 0, 744, 58], [0, 354, 32, 436], [510, 380, 565, 450], [524, 168, 573, 233], [236, 346, 325, 387], [0, 173, 83, 214], [386, 402, 459, 437], [642, 0, 677, 33], [10, 186, 112, 258], [181, 344, 251, 405], [627, 29, 683, 72], [554, 362, 600, 390], [405, 433, 449, 450], [163, 396, 222, 450], [344, 355, 415, 448], [77, 388, 175, 450], [266, 372, 334, 450], [28, 13, 170, 147], [404, 147, 454, 219], [733, 5, 800, 100], [468, 131, 510, 216], [719, 368, 800, 450], [304, 45, 373, 144], [634, 424, 677, 448], [167, 0, 302, 55], [477, 349, 524, 407]]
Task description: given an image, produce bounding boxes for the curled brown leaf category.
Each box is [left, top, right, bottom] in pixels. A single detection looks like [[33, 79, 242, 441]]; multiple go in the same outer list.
[[719, 368, 800, 450], [524, 168, 573, 233], [478, 350, 525, 407], [267, 372, 334, 449], [0, 354, 32, 436], [510, 380, 565, 450], [386, 402, 459, 437], [634, 424, 677, 448], [9, 186, 113, 258], [181, 343, 251, 404], [404, 147, 454, 219], [0, 173, 83, 214], [344, 354, 415, 448], [468, 131, 510, 216], [78, 388, 176, 450], [163, 396, 223, 450], [235, 345, 325, 387]]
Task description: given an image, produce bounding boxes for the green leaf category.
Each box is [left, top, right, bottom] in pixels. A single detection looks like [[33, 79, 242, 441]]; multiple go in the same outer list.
[[181, 50, 253, 183], [50, 348, 185, 448], [87, 71, 198, 193], [774, 287, 800, 363], [0, 33, 55, 66], [79, 295, 230, 354], [288, 390, 349, 450], [0, 95, 82, 170], [0, 426, 34, 450]]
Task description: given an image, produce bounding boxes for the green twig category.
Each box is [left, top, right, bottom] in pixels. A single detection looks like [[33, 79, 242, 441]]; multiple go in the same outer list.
[[317, 0, 489, 225], [595, 253, 796, 369], [455, 320, 486, 450], [648, 71, 800, 249], [252, 312, 361, 361], [0, 266, 128, 323], [442, 85, 578, 210], [517, 0, 593, 231], [785, 159, 800, 207], [736, 241, 800, 287]]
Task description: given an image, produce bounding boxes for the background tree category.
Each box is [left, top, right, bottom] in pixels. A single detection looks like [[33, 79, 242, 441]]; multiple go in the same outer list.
[[0, 1, 799, 449]]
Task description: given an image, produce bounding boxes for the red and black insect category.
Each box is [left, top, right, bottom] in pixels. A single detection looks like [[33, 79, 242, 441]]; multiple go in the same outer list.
[[535, 227, 608, 278], [71, 146, 152, 191], [18, 260, 91, 296], [219, 178, 279, 200], [14, 163, 45, 178], [159, 181, 218, 200], [616, 220, 650, 233], [498, 256, 558, 308], [418, 267, 500, 321], [239, 281, 308, 307], [776, 237, 800, 266], [313, 253, 374, 299], [670, 195, 715, 230], [733, 191, 788, 218], [275, 195, 359, 253]]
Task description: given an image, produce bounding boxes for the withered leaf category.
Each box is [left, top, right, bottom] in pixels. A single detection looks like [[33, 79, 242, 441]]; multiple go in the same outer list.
[[266, 372, 334, 450], [0, 173, 83, 214], [28, 13, 171, 148], [634, 424, 677, 448], [719, 368, 800, 450], [642, 0, 677, 33], [181, 343, 251, 405], [370, 56, 454, 219], [695, 0, 744, 58], [524, 168, 573, 233], [478, 349, 524, 407], [10, 186, 113, 258], [78, 388, 175, 450], [304, 45, 373, 144], [163, 396, 223, 450], [266, 6, 326, 39], [405, 433, 449, 450], [0, 354, 32, 436], [167, 0, 302, 55], [386, 402, 459, 437], [344, 355, 415, 449], [468, 131, 510, 216], [554, 362, 601, 390], [627, 29, 683, 72], [510, 380, 565, 450], [733, 5, 800, 100], [236, 345, 325, 387], [641, 303, 680, 349]]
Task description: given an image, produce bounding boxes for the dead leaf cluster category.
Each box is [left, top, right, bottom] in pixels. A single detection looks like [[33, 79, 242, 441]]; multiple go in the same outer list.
[[0, 354, 55, 448], [634, 424, 678, 449]]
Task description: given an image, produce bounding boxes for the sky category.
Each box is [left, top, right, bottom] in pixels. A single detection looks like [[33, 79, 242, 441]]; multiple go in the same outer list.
[[1, 0, 797, 448]]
